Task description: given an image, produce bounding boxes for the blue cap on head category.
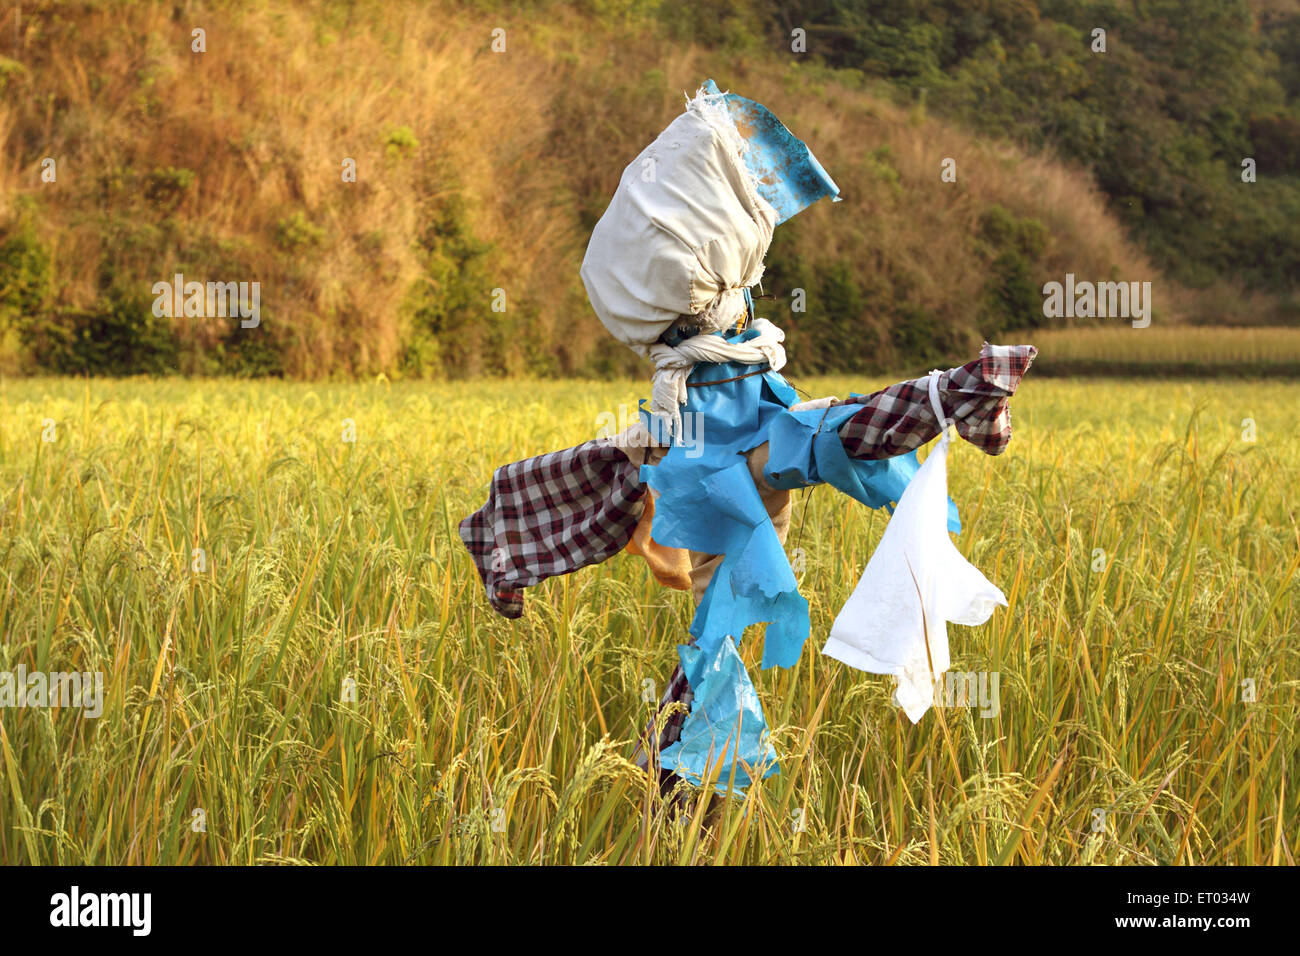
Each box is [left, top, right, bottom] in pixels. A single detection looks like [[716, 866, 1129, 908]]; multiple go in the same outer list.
[[701, 78, 840, 225]]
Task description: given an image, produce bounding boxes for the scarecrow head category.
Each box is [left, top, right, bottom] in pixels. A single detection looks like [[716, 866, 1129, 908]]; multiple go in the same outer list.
[[580, 80, 840, 356]]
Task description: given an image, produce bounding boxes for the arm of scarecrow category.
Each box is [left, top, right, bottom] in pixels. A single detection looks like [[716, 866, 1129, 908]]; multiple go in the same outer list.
[[458, 427, 661, 619], [838, 342, 1037, 460]]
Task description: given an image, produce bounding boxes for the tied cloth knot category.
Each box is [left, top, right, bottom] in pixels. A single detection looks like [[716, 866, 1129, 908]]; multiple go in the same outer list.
[[646, 317, 787, 437], [927, 367, 958, 445]]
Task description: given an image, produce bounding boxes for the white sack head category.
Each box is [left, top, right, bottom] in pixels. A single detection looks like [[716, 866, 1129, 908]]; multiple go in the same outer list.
[[580, 87, 779, 356]]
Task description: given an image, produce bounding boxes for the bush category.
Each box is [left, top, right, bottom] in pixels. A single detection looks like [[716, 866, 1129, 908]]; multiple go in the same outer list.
[[383, 126, 419, 160], [976, 204, 1050, 332], [0, 218, 52, 370], [143, 167, 196, 208], [23, 291, 180, 376], [401, 191, 498, 377], [0, 220, 51, 328], [274, 212, 327, 251]]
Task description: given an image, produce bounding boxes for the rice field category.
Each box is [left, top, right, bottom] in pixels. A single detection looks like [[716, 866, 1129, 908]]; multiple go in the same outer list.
[[0, 373, 1296, 865], [1030, 326, 1300, 377]]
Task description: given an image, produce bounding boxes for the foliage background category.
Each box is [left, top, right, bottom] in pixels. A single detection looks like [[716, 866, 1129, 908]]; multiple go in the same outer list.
[[1, 0, 1296, 379]]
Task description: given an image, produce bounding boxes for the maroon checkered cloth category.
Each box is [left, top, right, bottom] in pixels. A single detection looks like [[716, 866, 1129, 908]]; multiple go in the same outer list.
[[460, 342, 1036, 618], [459, 439, 645, 618], [840, 342, 1037, 460]]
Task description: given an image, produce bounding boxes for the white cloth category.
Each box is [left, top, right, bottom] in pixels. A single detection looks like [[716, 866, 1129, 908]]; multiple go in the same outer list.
[[787, 395, 841, 412], [645, 316, 787, 435], [579, 89, 778, 355], [822, 370, 1007, 722]]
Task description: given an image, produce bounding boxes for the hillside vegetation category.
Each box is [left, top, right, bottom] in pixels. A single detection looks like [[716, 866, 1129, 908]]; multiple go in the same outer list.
[[733, 0, 1300, 300], [0, 1, 1289, 378]]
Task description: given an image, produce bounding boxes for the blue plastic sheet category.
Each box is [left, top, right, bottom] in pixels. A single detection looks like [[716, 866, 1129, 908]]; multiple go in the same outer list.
[[764, 401, 962, 534], [657, 635, 780, 793], [647, 458, 811, 670], [701, 78, 840, 225]]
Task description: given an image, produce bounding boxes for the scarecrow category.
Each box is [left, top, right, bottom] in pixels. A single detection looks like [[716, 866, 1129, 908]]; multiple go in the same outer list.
[[461, 82, 1036, 796]]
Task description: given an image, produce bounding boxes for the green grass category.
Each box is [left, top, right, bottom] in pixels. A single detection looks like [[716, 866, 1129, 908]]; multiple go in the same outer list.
[[0, 374, 1296, 864]]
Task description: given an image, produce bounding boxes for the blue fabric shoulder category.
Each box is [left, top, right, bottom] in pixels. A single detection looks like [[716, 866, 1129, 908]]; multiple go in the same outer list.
[[763, 399, 962, 534]]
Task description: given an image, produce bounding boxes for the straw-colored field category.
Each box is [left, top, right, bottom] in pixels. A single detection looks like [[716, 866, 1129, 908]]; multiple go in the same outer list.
[[1030, 326, 1300, 377], [0, 374, 1296, 864]]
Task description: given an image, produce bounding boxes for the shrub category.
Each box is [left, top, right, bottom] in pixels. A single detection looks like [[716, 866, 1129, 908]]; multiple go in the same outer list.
[[274, 212, 327, 251], [976, 204, 1050, 332], [401, 192, 498, 377], [384, 126, 419, 160], [23, 291, 179, 376], [0, 219, 52, 370], [143, 167, 196, 208]]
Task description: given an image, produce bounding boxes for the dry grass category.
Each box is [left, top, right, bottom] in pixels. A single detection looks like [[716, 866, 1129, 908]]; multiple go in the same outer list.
[[0, 0, 1179, 377]]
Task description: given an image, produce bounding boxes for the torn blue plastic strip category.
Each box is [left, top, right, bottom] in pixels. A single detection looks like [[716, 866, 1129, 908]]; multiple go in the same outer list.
[[701, 78, 840, 225], [657, 634, 780, 794]]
